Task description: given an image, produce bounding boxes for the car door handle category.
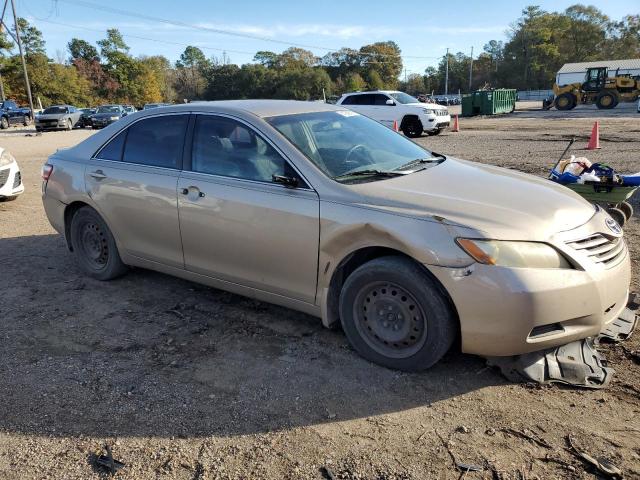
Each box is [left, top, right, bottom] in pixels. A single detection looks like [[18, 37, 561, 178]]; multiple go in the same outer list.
[[180, 187, 205, 198], [89, 170, 107, 179]]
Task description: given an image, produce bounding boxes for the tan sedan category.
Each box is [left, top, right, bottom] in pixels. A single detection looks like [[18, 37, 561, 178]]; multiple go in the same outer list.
[[41, 101, 630, 371]]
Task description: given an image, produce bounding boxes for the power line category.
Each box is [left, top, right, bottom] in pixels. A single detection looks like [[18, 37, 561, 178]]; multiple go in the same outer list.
[[53, 0, 441, 61]]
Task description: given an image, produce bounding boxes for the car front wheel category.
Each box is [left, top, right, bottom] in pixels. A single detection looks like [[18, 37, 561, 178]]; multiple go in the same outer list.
[[402, 118, 423, 138], [339, 256, 456, 371], [70, 206, 128, 280]]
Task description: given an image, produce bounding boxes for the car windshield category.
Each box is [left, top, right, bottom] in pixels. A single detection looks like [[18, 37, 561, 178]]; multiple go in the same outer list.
[[97, 106, 120, 113], [267, 110, 443, 183], [389, 92, 420, 104], [43, 107, 67, 114]]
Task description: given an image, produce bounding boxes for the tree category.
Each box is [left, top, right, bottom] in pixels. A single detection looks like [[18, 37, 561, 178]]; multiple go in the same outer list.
[[174, 46, 208, 100], [359, 41, 402, 88], [365, 70, 384, 90], [345, 72, 366, 92], [68, 38, 99, 62], [253, 51, 278, 68], [14, 18, 46, 56]]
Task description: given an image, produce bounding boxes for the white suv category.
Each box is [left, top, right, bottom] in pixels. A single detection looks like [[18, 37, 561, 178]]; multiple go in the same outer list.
[[336, 90, 451, 138], [0, 147, 23, 201]]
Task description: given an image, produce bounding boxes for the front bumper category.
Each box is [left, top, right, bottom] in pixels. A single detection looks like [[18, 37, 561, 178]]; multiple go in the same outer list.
[[91, 118, 118, 128], [420, 113, 451, 132], [36, 120, 67, 130], [429, 215, 631, 356], [0, 161, 24, 198]]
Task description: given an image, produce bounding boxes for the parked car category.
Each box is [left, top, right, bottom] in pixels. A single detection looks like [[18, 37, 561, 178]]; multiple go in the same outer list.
[[35, 105, 82, 132], [41, 101, 630, 371], [123, 104, 137, 115], [91, 105, 127, 129], [337, 90, 450, 137], [0, 147, 24, 201], [0, 99, 31, 129], [77, 108, 96, 128], [143, 102, 171, 110]]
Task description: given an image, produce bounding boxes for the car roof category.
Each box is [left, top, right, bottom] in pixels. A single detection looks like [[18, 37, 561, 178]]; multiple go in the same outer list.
[[169, 100, 342, 118], [341, 90, 398, 96]]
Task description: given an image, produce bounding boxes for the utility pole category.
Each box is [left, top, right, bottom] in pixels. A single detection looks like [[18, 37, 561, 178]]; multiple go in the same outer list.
[[468, 46, 474, 92], [10, 0, 34, 117], [404, 67, 407, 83], [444, 47, 449, 95]]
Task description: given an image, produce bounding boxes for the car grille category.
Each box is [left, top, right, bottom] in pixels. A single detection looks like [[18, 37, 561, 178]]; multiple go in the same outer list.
[[0, 168, 8, 188], [566, 234, 626, 267], [12, 171, 21, 188], [39, 120, 58, 126]]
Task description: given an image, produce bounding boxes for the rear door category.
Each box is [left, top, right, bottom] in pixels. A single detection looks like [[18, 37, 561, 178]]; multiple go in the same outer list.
[[85, 113, 189, 268], [177, 113, 320, 303]]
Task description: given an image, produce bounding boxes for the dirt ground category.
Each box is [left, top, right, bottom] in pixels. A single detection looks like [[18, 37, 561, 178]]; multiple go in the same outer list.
[[1, 107, 639, 479]]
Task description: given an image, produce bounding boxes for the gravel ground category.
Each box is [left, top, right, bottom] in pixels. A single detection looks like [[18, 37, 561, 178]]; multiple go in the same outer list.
[[0, 108, 639, 479]]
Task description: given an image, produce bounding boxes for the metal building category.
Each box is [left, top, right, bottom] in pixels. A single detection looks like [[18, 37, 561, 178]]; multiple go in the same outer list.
[[556, 59, 640, 86]]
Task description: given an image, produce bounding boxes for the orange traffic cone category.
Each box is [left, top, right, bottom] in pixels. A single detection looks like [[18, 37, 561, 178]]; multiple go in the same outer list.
[[392, 119, 399, 132], [586, 121, 600, 150], [452, 115, 460, 132]]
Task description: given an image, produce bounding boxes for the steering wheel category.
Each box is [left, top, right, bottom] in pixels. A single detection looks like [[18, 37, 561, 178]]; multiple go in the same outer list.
[[345, 144, 375, 166]]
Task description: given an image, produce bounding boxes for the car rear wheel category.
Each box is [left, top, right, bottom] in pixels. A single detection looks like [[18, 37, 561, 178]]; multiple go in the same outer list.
[[427, 128, 443, 136], [402, 117, 423, 138], [339, 256, 456, 371], [70, 206, 128, 280]]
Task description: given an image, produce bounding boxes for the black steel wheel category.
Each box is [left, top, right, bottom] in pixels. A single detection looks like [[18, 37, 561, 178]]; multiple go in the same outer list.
[[353, 281, 428, 359], [402, 117, 423, 138], [70, 206, 128, 280], [339, 256, 456, 371]]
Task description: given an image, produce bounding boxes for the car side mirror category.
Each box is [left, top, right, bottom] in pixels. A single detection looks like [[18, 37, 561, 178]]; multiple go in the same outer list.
[[385, 99, 395, 106], [122, 112, 127, 116], [272, 174, 299, 188]]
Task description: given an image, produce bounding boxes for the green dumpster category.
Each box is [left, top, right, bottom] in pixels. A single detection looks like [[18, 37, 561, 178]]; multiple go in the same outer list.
[[461, 89, 516, 117]]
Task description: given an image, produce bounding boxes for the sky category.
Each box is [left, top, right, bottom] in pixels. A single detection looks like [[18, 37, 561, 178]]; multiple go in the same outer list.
[[16, 0, 637, 76]]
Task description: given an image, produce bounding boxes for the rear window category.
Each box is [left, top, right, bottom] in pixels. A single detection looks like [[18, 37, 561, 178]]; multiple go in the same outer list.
[[122, 115, 188, 168]]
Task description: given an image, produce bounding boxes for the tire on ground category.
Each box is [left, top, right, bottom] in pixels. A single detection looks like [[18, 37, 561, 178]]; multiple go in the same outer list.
[[596, 91, 617, 109], [554, 93, 576, 111], [69, 206, 128, 281], [401, 116, 423, 138], [339, 255, 457, 371]]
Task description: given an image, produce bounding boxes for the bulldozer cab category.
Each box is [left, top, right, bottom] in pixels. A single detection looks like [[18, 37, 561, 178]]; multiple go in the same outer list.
[[582, 67, 607, 92]]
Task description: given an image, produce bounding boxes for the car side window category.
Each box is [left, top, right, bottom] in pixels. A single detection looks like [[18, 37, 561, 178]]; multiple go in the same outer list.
[[191, 115, 289, 183], [122, 115, 188, 169], [374, 94, 392, 105], [342, 95, 356, 105], [96, 130, 127, 161]]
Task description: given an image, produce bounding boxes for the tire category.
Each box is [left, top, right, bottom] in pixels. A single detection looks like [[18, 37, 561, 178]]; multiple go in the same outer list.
[[617, 202, 633, 221], [69, 206, 128, 281], [0, 195, 18, 202], [401, 117, 423, 138], [554, 93, 575, 111], [65, 117, 73, 130], [339, 256, 456, 371], [607, 207, 626, 228], [0, 116, 8, 129], [427, 128, 443, 136], [596, 91, 617, 110]]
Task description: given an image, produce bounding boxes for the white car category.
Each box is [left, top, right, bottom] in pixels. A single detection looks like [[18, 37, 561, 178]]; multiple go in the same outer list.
[[336, 90, 451, 138], [0, 147, 24, 201]]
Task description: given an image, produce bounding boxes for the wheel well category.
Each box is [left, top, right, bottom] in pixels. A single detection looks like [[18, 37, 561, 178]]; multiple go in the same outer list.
[[325, 247, 459, 336], [63, 201, 91, 251], [400, 115, 420, 130]]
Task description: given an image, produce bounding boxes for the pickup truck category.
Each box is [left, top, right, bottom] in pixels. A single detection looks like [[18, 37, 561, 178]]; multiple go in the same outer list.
[[0, 100, 32, 129]]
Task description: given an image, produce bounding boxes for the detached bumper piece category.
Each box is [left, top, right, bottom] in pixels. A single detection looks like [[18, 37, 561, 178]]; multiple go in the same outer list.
[[487, 294, 638, 389], [487, 338, 613, 389]]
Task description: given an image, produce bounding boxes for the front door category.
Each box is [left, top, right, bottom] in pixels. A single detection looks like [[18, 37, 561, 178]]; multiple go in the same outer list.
[[177, 114, 320, 303]]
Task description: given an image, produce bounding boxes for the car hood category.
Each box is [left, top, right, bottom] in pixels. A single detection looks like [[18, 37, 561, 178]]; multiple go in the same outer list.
[[92, 112, 121, 119], [405, 102, 447, 110], [349, 157, 595, 239], [37, 114, 66, 120]]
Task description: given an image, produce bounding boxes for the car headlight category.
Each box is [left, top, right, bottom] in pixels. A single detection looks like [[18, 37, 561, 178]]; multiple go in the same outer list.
[[0, 150, 16, 167], [422, 108, 436, 114], [456, 238, 571, 269], [109, 116, 119, 121]]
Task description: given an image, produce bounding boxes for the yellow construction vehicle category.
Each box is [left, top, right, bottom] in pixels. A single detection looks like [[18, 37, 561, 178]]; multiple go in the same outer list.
[[550, 66, 640, 110]]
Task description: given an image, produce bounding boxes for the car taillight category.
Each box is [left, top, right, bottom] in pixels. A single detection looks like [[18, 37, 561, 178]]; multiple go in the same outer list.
[[42, 163, 53, 180]]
